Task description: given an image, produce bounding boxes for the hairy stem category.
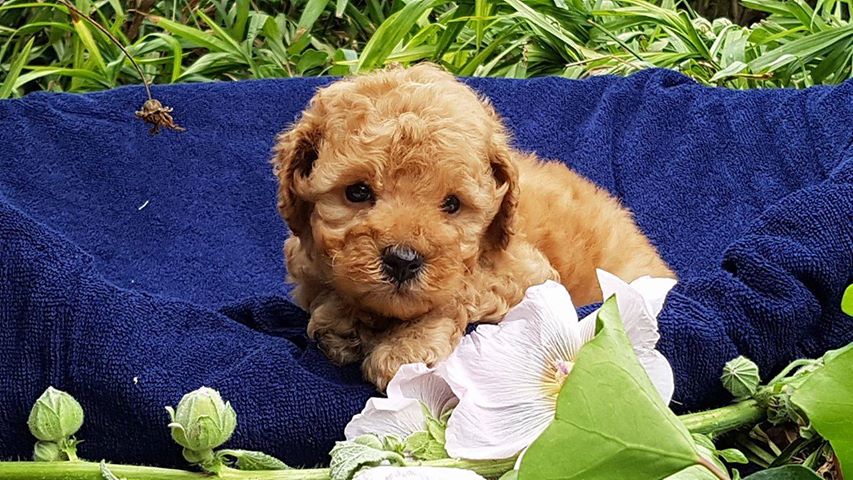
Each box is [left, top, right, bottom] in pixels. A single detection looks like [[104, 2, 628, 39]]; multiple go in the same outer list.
[[0, 459, 517, 480], [0, 400, 765, 479], [679, 399, 764, 437]]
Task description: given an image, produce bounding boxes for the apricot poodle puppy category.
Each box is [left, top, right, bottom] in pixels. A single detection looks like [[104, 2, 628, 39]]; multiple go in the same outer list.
[[272, 63, 674, 390]]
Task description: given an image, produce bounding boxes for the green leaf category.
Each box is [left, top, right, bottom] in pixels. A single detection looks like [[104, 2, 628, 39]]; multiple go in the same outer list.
[[195, 11, 250, 65], [0, 37, 34, 99], [330, 48, 358, 75], [709, 61, 748, 83], [504, 0, 586, 56], [741, 465, 822, 479], [335, 0, 349, 18], [420, 440, 449, 460], [149, 15, 230, 52], [229, 0, 251, 40], [404, 431, 447, 460], [296, 50, 329, 74], [382, 434, 404, 454], [148, 33, 183, 83], [356, 0, 439, 72], [718, 448, 749, 464], [216, 449, 291, 470], [748, 24, 853, 72], [666, 439, 728, 479], [499, 470, 519, 480], [329, 435, 405, 480], [842, 284, 853, 316], [433, 3, 473, 59], [519, 297, 703, 480], [790, 343, 853, 478], [70, 13, 107, 74], [296, 0, 330, 40], [405, 431, 431, 453]]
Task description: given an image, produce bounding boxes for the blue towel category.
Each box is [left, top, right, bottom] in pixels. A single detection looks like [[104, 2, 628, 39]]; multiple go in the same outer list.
[[1, 69, 851, 467]]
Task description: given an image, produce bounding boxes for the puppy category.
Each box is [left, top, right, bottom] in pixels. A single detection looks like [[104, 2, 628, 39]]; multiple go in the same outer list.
[[272, 63, 674, 390]]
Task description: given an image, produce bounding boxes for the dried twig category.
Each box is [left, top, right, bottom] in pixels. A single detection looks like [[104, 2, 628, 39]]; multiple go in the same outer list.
[[58, 0, 185, 134]]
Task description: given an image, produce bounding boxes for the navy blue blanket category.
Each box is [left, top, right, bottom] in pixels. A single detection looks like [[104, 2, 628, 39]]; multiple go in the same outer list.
[[1, 69, 851, 467]]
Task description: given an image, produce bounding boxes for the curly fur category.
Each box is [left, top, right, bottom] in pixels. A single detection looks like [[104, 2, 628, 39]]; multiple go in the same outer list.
[[272, 63, 674, 390]]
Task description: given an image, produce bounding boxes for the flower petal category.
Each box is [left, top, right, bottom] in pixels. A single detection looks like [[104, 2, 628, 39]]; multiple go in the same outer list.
[[444, 393, 555, 460], [387, 363, 457, 419], [578, 311, 597, 343], [441, 281, 583, 459], [344, 397, 426, 441], [638, 349, 676, 405], [354, 466, 487, 479], [596, 269, 675, 351], [629, 275, 678, 318]]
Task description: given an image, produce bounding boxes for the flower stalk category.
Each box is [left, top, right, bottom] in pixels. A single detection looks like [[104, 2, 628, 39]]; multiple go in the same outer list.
[[2, 399, 765, 480]]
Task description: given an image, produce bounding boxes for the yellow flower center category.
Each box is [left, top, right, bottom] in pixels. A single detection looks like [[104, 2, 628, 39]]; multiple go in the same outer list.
[[542, 359, 575, 399]]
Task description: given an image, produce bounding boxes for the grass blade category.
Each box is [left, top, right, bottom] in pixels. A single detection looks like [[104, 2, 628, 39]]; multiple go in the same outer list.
[[749, 24, 853, 72], [335, 0, 349, 18], [296, 0, 330, 41], [148, 32, 184, 82], [13, 66, 112, 92], [70, 8, 108, 73], [357, 0, 441, 72], [0, 37, 34, 98], [148, 15, 230, 52]]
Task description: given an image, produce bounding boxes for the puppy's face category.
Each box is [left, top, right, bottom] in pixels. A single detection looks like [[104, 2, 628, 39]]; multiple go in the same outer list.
[[274, 64, 517, 320]]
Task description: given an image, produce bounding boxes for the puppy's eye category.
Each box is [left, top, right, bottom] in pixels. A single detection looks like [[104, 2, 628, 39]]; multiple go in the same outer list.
[[345, 182, 374, 203], [441, 195, 461, 214]]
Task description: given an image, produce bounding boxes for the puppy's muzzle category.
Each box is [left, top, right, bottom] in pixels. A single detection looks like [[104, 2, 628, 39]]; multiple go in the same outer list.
[[381, 245, 424, 286]]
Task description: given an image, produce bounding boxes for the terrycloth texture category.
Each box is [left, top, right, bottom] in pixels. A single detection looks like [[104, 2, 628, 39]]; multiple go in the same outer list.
[[1, 69, 851, 467]]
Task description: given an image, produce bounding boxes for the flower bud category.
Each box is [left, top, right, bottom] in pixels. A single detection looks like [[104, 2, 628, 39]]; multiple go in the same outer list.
[[33, 441, 65, 462], [721, 356, 761, 398], [166, 387, 237, 452], [182, 447, 215, 464], [27, 387, 85, 442]]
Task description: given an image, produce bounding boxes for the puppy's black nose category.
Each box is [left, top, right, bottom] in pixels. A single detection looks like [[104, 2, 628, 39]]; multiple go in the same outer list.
[[382, 246, 424, 285]]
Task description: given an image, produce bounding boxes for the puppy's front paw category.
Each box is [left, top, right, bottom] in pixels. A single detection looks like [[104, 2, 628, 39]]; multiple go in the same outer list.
[[313, 330, 362, 366], [362, 343, 449, 392]]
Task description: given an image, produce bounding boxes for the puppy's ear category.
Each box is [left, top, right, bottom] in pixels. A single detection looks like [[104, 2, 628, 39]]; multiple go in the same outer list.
[[272, 117, 320, 237], [485, 140, 519, 251], [480, 98, 518, 251]]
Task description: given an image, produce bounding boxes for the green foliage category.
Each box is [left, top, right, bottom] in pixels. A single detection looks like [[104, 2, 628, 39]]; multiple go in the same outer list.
[[518, 297, 712, 480], [1, 0, 851, 96], [790, 344, 853, 478], [842, 284, 853, 316], [741, 465, 822, 479], [216, 449, 292, 470], [329, 434, 405, 480]]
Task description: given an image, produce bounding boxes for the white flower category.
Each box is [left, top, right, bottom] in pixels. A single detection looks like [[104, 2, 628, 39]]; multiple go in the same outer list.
[[345, 363, 457, 441], [441, 270, 676, 460], [354, 466, 486, 479]]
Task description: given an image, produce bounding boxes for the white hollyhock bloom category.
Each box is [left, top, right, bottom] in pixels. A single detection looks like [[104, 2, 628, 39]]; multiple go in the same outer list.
[[441, 270, 677, 460], [345, 363, 457, 441], [354, 466, 486, 479]]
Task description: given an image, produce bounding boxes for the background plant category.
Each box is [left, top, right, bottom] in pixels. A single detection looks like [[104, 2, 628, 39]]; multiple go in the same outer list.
[[1, 0, 851, 98]]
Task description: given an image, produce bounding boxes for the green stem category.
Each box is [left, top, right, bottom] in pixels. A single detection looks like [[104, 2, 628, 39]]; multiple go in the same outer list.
[[0, 459, 517, 480], [697, 456, 731, 480], [679, 399, 765, 437], [767, 359, 814, 385], [0, 400, 765, 480]]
